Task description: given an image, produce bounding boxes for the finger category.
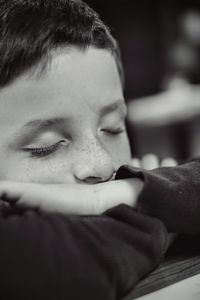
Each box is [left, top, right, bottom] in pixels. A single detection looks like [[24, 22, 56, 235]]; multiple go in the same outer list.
[[161, 157, 177, 167], [141, 153, 160, 170], [0, 181, 27, 202]]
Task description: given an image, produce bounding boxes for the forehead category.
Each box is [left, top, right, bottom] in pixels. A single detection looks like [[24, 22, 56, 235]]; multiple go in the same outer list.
[[0, 46, 124, 129]]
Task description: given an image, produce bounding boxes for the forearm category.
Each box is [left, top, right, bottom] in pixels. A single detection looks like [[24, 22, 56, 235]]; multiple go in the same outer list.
[[0, 178, 143, 215], [0, 205, 168, 300], [91, 178, 143, 213]]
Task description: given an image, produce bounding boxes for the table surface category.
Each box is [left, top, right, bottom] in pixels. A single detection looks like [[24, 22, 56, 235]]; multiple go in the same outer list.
[[136, 273, 200, 300], [129, 235, 200, 299]]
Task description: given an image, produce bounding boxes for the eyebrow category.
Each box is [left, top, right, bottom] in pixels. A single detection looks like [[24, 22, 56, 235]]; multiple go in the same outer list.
[[22, 118, 65, 131], [100, 99, 127, 117], [17, 100, 126, 136], [13, 118, 66, 142]]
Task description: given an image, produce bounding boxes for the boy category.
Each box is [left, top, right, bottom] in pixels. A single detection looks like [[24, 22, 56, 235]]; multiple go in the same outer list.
[[0, 1, 200, 300], [0, 1, 168, 300]]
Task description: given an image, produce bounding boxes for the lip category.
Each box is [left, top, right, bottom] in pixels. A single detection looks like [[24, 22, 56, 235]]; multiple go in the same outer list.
[[110, 171, 117, 181]]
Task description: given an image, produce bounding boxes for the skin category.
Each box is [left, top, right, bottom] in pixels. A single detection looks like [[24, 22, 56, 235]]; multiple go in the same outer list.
[[0, 46, 131, 183], [0, 46, 143, 214]]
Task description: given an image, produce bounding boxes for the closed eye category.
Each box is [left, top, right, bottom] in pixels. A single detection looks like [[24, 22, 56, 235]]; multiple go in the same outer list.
[[22, 140, 67, 158], [101, 127, 125, 135]]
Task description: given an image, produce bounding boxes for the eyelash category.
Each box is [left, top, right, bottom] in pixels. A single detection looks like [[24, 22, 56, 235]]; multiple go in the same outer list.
[[102, 127, 125, 135], [23, 141, 65, 158]]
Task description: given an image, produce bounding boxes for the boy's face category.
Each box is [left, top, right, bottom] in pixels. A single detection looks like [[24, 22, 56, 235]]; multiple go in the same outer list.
[[0, 46, 131, 184]]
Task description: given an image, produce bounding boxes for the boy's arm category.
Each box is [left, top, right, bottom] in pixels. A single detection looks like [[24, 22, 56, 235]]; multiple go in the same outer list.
[[0, 204, 167, 300], [0, 178, 143, 215], [116, 158, 200, 234], [3, 156, 199, 235]]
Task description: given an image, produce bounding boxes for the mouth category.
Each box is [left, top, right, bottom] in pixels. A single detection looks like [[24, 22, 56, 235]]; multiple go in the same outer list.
[[110, 171, 117, 181]]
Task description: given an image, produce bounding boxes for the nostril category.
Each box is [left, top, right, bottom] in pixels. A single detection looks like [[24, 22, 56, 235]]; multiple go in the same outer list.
[[84, 176, 103, 184], [82, 171, 116, 184]]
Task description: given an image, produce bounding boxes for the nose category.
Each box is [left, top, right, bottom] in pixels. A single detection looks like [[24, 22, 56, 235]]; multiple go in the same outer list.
[[73, 138, 115, 184]]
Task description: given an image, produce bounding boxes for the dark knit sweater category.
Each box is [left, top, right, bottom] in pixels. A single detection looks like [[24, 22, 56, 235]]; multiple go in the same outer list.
[[0, 159, 200, 299], [117, 158, 200, 234]]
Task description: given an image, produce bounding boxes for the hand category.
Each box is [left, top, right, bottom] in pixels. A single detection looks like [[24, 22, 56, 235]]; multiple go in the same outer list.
[[0, 178, 143, 215]]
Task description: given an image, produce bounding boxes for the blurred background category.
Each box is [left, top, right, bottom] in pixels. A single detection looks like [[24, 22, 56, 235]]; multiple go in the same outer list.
[[86, 0, 200, 161]]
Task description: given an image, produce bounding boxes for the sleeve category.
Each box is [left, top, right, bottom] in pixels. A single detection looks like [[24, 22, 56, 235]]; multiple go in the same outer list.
[[116, 158, 200, 234], [0, 204, 168, 300]]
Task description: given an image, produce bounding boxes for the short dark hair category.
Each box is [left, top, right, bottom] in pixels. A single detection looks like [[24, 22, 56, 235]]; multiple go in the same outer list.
[[0, 0, 124, 88]]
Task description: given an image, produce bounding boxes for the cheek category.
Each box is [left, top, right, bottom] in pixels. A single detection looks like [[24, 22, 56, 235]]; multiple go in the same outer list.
[[0, 154, 73, 183], [108, 134, 131, 168]]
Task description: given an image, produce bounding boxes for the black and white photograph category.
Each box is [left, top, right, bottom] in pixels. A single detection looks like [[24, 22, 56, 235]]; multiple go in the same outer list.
[[0, 1, 200, 299]]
